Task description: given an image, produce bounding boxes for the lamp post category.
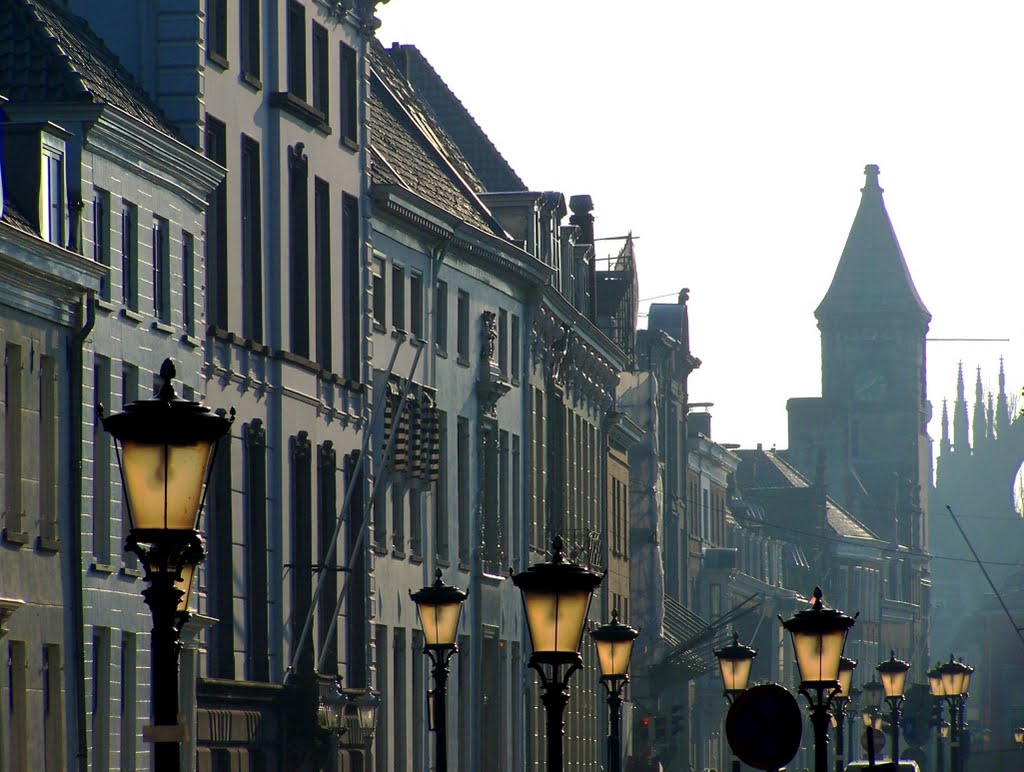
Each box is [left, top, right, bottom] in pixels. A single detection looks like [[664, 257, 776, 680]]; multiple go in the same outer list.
[[846, 686, 861, 765], [833, 656, 857, 772], [99, 359, 232, 772], [590, 611, 639, 772], [513, 536, 604, 771], [929, 662, 947, 772], [1013, 726, 1023, 748], [713, 630, 757, 772], [938, 655, 972, 772], [339, 686, 382, 764], [780, 587, 857, 772], [410, 569, 467, 772], [861, 678, 884, 768], [876, 651, 910, 767]]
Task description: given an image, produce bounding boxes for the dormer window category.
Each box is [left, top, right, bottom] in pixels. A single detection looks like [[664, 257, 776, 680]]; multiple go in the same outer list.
[[40, 134, 66, 246]]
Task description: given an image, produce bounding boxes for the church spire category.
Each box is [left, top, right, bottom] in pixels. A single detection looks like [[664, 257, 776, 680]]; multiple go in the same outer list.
[[815, 164, 931, 325], [953, 362, 970, 454], [972, 366, 987, 449], [987, 392, 995, 441], [997, 356, 1011, 438], [940, 398, 952, 457]]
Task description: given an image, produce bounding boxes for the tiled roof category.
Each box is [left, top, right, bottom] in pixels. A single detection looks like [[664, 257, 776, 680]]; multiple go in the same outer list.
[[0, 0, 177, 138], [368, 39, 501, 234], [0, 196, 37, 236], [386, 43, 527, 193]]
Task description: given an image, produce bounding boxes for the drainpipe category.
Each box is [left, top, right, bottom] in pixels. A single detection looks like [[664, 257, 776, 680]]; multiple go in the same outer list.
[[68, 293, 95, 772]]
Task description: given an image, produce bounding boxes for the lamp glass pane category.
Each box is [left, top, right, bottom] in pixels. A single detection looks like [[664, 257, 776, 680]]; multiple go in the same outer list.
[[719, 656, 753, 693], [862, 711, 874, 727], [121, 439, 214, 530], [417, 601, 462, 647], [1014, 728, 1023, 744], [880, 668, 907, 698], [523, 588, 591, 654], [357, 703, 376, 730], [941, 669, 966, 697], [837, 667, 854, 697], [928, 672, 945, 697], [145, 561, 196, 612], [791, 628, 846, 683], [940, 723, 950, 739], [963, 670, 972, 692], [596, 638, 635, 679]]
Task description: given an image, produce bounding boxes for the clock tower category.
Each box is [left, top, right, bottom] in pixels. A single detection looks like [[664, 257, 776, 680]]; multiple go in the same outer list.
[[788, 164, 932, 552]]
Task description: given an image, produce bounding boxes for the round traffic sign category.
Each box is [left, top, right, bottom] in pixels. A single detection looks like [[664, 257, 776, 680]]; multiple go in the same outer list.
[[725, 684, 802, 771], [861, 727, 886, 754]]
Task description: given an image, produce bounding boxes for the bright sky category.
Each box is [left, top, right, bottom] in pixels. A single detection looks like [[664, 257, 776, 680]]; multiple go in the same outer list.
[[377, 1, 1024, 461]]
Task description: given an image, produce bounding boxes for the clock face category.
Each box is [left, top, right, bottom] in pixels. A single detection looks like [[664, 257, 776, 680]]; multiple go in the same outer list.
[[854, 370, 887, 402]]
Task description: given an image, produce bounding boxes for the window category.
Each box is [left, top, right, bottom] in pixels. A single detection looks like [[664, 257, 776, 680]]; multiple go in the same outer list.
[[511, 314, 520, 381], [498, 308, 508, 377], [317, 443, 338, 673], [288, 147, 310, 357], [410, 485, 422, 558], [457, 416, 470, 562], [435, 280, 448, 354], [372, 256, 386, 328], [9, 640, 27, 770], [182, 232, 195, 336], [41, 145, 65, 246], [240, 0, 260, 81], [286, 1, 306, 100], [391, 265, 405, 331], [205, 116, 228, 329], [434, 411, 449, 560], [206, 0, 228, 64], [374, 625, 389, 772], [456, 289, 469, 362], [4, 343, 23, 535], [373, 467, 386, 549], [409, 271, 423, 339], [512, 434, 521, 564], [152, 216, 170, 323], [314, 178, 332, 370], [312, 22, 329, 116], [121, 202, 138, 310], [93, 189, 111, 300], [39, 356, 57, 543], [119, 634, 136, 770], [241, 135, 263, 341], [91, 629, 111, 772], [290, 432, 313, 672], [393, 629, 407, 765], [92, 356, 111, 560], [339, 42, 358, 147], [244, 420, 269, 681], [207, 415, 233, 678], [391, 486, 405, 553], [43, 644, 64, 769], [121, 364, 139, 569], [342, 193, 360, 381]]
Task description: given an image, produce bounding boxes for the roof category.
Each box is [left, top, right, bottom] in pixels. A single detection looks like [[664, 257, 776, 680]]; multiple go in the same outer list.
[[816, 164, 930, 323], [386, 43, 527, 193], [1, 196, 36, 236], [368, 39, 504, 235], [0, 0, 177, 138]]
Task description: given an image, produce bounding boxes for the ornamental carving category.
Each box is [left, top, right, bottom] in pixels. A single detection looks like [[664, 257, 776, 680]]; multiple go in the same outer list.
[[530, 305, 618, 411]]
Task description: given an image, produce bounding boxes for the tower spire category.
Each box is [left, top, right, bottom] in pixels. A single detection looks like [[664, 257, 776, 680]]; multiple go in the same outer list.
[[997, 356, 1011, 438], [953, 362, 970, 454], [972, 366, 987, 449], [940, 398, 951, 457], [987, 392, 995, 441]]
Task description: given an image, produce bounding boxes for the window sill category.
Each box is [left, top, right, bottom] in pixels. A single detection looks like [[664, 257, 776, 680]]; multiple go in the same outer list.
[[341, 136, 359, 152], [120, 565, 144, 579], [370, 544, 388, 557], [410, 552, 424, 565], [435, 557, 450, 568], [96, 298, 117, 314], [90, 561, 116, 574], [511, 377, 520, 387], [391, 548, 406, 560], [435, 347, 448, 359], [181, 333, 201, 348], [391, 328, 408, 341], [3, 528, 29, 546], [456, 356, 470, 368], [120, 308, 145, 325], [372, 321, 387, 333], [269, 92, 331, 134], [458, 561, 471, 573], [409, 336, 425, 348], [36, 537, 60, 552], [239, 72, 262, 91], [151, 320, 175, 336], [207, 51, 230, 70]]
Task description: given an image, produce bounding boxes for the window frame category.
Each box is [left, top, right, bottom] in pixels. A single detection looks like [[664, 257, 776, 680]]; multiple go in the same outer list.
[[286, 0, 307, 100]]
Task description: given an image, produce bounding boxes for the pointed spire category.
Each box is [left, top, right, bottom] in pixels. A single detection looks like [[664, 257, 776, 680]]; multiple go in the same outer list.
[[953, 362, 970, 454], [997, 356, 1011, 439], [972, 367, 987, 450], [815, 165, 931, 325], [987, 392, 995, 441], [939, 398, 951, 457]]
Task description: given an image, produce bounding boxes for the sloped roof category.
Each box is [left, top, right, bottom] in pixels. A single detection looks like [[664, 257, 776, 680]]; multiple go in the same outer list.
[[386, 43, 527, 193], [0, 0, 177, 138], [368, 39, 503, 235], [816, 164, 930, 322]]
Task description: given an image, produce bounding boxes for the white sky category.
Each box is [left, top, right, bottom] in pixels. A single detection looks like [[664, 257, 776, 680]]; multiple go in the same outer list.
[[377, 1, 1024, 459]]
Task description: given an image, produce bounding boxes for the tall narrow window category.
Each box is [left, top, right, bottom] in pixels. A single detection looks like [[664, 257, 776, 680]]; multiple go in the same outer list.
[[121, 202, 138, 310], [39, 356, 57, 543], [93, 189, 111, 300], [374, 625, 389, 772], [512, 434, 521, 564], [286, 1, 306, 100], [206, 0, 228, 64], [245, 420, 269, 681], [434, 411, 448, 560], [409, 271, 423, 339], [43, 643, 64, 770], [313, 178, 332, 370], [371, 255, 386, 328], [152, 216, 170, 323], [312, 22, 329, 116], [41, 146, 65, 246], [511, 314, 520, 381], [435, 280, 448, 354], [317, 443, 338, 674], [391, 486, 405, 553], [91, 630, 111, 772], [92, 356, 111, 561], [341, 193, 360, 381], [205, 116, 228, 329], [9, 641, 27, 770], [456, 290, 469, 362], [119, 634, 136, 770], [344, 453, 369, 682], [241, 135, 263, 341], [120, 364, 138, 568], [288, 146, 309, 357], [457, 416, 470, 562], [409, 489, 423, 558], [207, 413, 234, 678], [4, 343, 24, 536], [290, 432, 313, 672], [393, 629, 407, 765], [182, 232, 195, 336], [498, 308, 508, 378], [240, 0, 260, 81], [372, 465, 387, 550], [411, 630, 424, 771], [391, 265, 405, 331], [339, 42, 358, 147]]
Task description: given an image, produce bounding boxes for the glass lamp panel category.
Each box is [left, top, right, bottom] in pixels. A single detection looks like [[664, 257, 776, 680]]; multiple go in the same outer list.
[[837, 667, 854, 697], [357, 703, 377, 731], [941, 668, 966, 697], [792, 628, 846, 683], [963, 669, 972, 692], [928, 671, 945, 697], [120, 439, 214, 530], [720, 656, 753, 693], [145, 561, 196, 612], [940, 723, 950, 739], [524, 588, 591, 654], [862, 711, 874, 727], [596, 637, 635, 679], [417, 601, 462, 647], [1014, 727, 1023, 744], [880, 668, 908, 699]]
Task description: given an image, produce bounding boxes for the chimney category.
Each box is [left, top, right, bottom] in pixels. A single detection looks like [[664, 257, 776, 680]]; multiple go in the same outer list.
[[568, 194, 594, 244], [688, 411, 711, 439]]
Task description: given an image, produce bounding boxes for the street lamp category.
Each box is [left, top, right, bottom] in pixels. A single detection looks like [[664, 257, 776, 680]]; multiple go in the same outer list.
[[846, 686, 861, 765], [1013, 726, 1023, 747], [590, 611, 639, 772], [714, 631, 757, 772], [833, 656, 857, 772], [938, 655, 972, 772], [861, 707, 882, 767], [410, 569, 467, 772], [876, 651, 910, 767], [513, 536, 604, 771], [100, 359, 231, 772], [929, 662, 947, 772], [780, 587, 856, 772]]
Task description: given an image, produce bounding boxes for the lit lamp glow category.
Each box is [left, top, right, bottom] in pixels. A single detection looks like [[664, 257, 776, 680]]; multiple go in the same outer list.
[[590, 612, 639, 772], [714, 631, 758, 698]]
